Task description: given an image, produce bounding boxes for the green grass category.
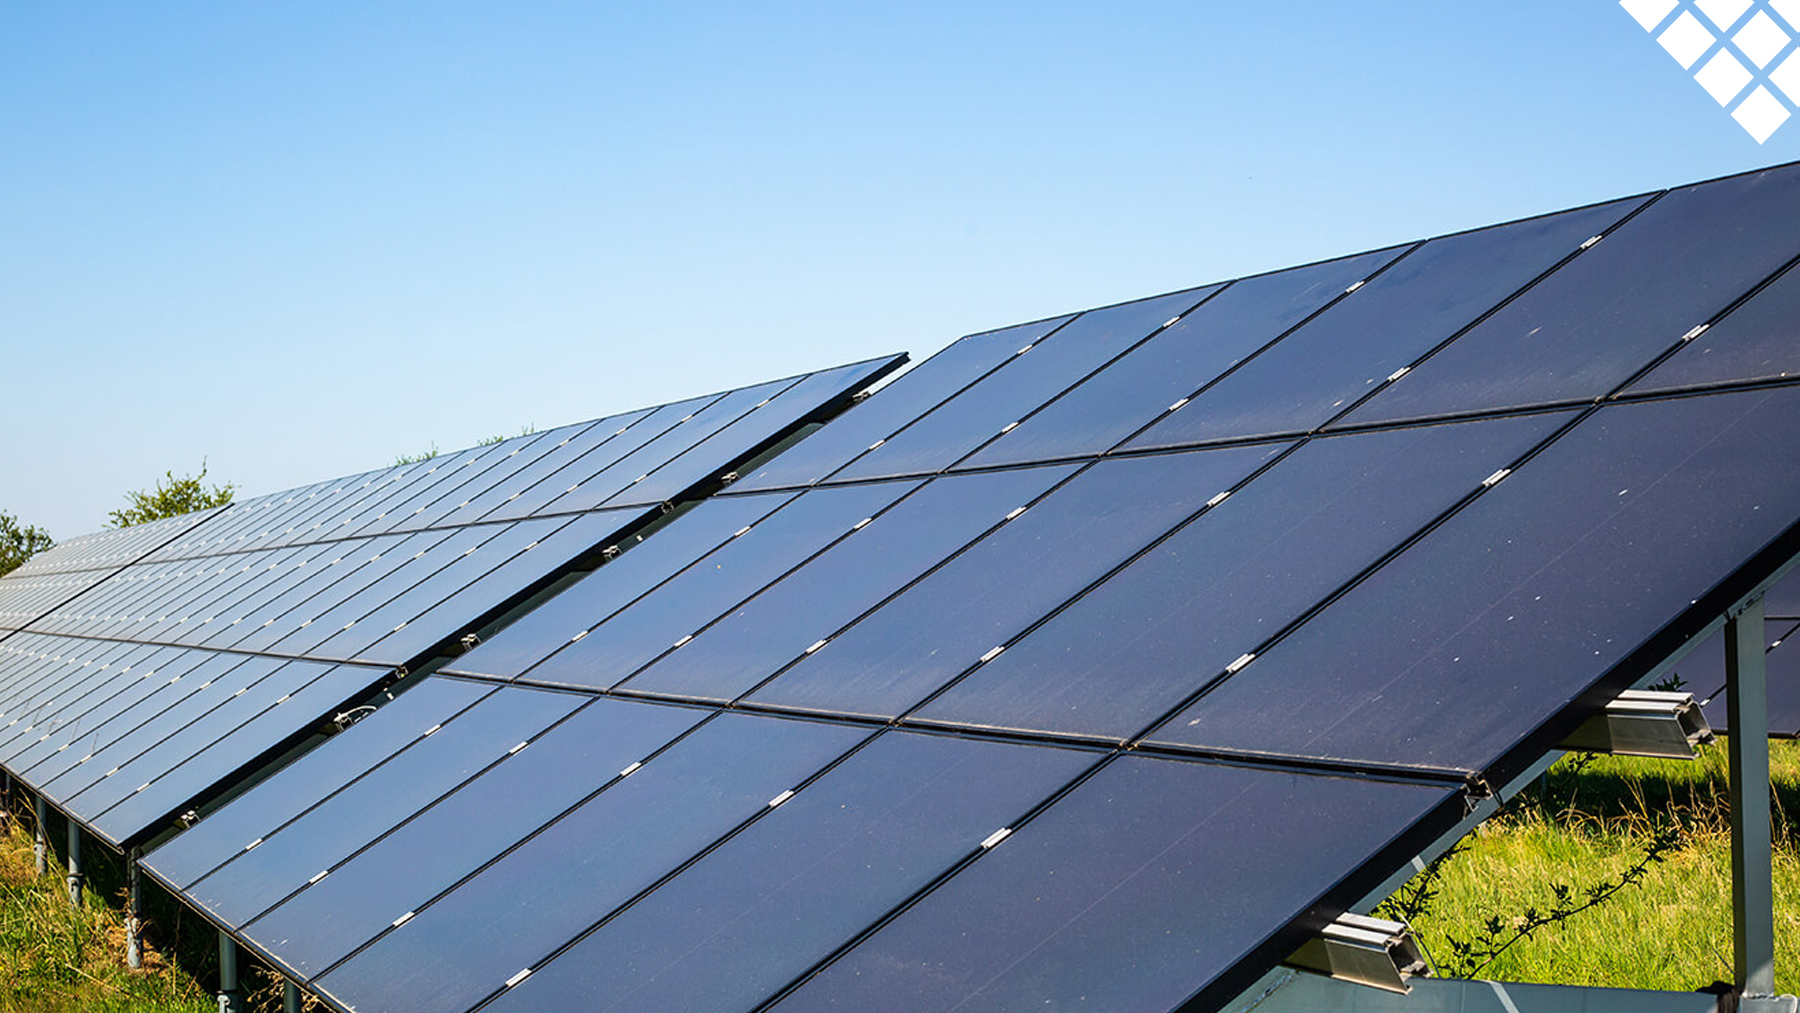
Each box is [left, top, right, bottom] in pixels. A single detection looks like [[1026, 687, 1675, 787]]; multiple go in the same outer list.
[[0, 818, 210, 1013], [1385, 740, 1800, 990]]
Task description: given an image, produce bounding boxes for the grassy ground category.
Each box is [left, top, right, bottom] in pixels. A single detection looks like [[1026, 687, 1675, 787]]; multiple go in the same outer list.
[[0, 816, 210, 1013], [1385, 739, 1800, 991]]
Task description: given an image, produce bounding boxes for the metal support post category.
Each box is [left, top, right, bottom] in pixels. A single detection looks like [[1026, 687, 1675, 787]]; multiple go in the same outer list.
[[1, 770, 11, 830], [1727, 596, 1776, 999], [34, 796, 48, 877], [219, 930, 245, 1013], [284, 980, 302, 1012], [66, 821, 83, 907], [126, 849, 143, 969]]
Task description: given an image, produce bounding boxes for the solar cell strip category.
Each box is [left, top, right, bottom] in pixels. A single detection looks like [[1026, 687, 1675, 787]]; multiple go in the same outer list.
[[955, 244, 1409, 470], [1122, 195, 1649, 451], [1149, 385, 1800, 781], [759, 754, 1460, 1013], [1344, 162, 1800, 427], [731, 317, 1075, 493], [829, 287, 1219, 483]]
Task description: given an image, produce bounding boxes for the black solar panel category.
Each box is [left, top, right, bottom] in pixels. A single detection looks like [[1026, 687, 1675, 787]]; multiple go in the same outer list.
[[58, 162, 1800, 1013], [0, 356, 902, 849]]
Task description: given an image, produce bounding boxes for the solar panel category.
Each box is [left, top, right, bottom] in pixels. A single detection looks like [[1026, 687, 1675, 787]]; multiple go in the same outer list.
[[760, 754, 1461, 1013], [1626, 258, 1800, 396], [1148, 386, 1800, 778], [0, 356, 903, 849], [732, 316, 1075, 492], [1121, 196, 1648, 449], [615, 465, 1077, 702], [905, 412, 1570, 742], [746, 442, 1289, 720], [310, 711, 869, 1013], [955, 246, 1406, 470], [474, 730, 1093, 1013], [1342, 163, 1800, 427], [42, 163, 1800, 1013], [828, 286, 1219, 481]]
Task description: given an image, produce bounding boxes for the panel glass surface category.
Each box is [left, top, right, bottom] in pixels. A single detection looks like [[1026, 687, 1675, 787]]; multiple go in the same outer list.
[[531, 383, 790, 515], [1123, 197, 1647, 449], [36, 654, 284, 797], [833, 288, 1218, 481], [412, 420, 628, 526], [1149, 386, 1800, 773], [1628, 260, 1800, 395], [596, 356, 905, 509], [345, 441, 536, 538], [339, 511, 644, 665], [733, 317, 1074, 492], [180, 685, 584, 927], [766, 754, 1458, 1013], [618, 465, 1079, 702], [239, 697, 705, 979], [142, 676, 495, 891], [1345, 165, 1800, 425], [408, 398, 718, 530], [66, 657, 334, 820], [515, 481, 917, 691], [92, 661, 389, 846], [443, 494, 795, 681], [911, 413, 1569, 740], [481, 731, 1095, 1013], [312, 713, 868, 1013], [4, 646, 206, 771], [958, 247, 1407, 469], [750, 443, 1287, 719], [224, 529, 487, 655]]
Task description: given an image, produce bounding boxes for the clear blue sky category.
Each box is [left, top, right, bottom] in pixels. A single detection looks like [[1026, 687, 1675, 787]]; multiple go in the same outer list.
[[4, 1, 1796, 538]]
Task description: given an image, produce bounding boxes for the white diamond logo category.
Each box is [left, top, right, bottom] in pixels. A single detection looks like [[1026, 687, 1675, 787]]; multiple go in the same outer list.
[[1734, 9, 1793, 65], [1660, 10, 1719, 67], [1621, 0, 1800, 142], [1696, 48, 1755, 102], [1734, 84, 1792, 139], [1623, 0, 1680, 29], [1697, 0, 1755, 29]]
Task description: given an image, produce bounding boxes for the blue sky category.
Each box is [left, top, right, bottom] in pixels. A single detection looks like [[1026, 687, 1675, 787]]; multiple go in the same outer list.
[[4, 1, 1797, 538]]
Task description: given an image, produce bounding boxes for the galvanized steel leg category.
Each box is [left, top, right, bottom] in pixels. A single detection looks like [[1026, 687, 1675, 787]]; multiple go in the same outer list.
[[219, 931, 245, 1013], [33, 796, 47, 877], [1727, 597, 1776, 999], [66, 821, 83, 906], [126, 849, 143, 969], [284, 980, 302, 1012]]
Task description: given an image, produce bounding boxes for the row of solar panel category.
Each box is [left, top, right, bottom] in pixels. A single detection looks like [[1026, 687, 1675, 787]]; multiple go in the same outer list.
[[26, 509, 638, 664], [141, 675, 1463, 1013], [7, 163, 1800, 1013], [4, 512, 215, 579], [738, 165, 1800, 491], [0, 357, 906, 851], [435, 384, 1800, 782], [142, 357, 900, 563], [0, 634, 388, 847]]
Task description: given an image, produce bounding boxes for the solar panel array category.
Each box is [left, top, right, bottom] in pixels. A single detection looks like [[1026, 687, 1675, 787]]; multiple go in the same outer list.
[[121, 162, 1800, 1013], [0, 356, 903, 848]]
